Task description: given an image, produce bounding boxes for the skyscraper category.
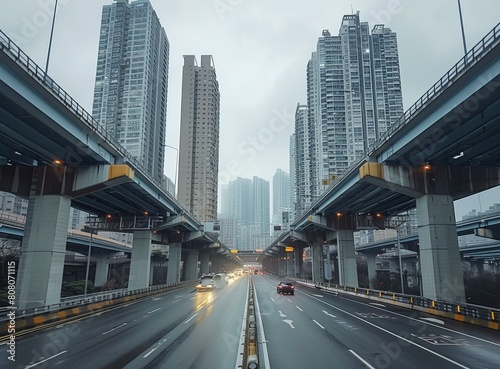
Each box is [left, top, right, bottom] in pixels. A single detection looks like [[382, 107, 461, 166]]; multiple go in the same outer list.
[[289, 134, 297, 222], [272, 169, 291, 225], [294, 104, 312, 216], [296, 12, 403, 212], [253, 176, 270, 236], [92, 0, 169, 184], [178, 55, 220, 221]]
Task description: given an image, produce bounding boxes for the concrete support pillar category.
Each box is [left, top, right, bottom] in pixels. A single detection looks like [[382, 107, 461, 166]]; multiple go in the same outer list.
[[184, 249, 199, 281], [94, 253, 110, 287], [128, 230, 153, 291], [337, 229, 358, 287], [16, 195, 71, 309], [286, 252, 294, 277], [167, 243, 182, 284], [473, 261, 485, 277], [365, 253, 377, 289], [200, 250, 210, 275], [294, 247, 303, 279], [417, 194, 465, 302], [211, 254, 222, 274], [311, 242, 324, 284]]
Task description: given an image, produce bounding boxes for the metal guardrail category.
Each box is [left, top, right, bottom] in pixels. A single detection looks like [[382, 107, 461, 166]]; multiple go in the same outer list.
[[0, 211, 25, 227], [0, 282, 186, 321], [311, 281, 499, 324]]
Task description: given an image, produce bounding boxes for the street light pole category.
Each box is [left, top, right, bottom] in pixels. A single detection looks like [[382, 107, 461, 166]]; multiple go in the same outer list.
[[84, 228, 95, 298], [457, 0, 468, 55], [164, 144, 179, 195], [45, 0, 59, 74], [396, 226, 405, 294]]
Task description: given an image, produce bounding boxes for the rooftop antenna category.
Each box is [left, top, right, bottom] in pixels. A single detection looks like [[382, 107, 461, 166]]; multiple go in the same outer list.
[[351, 4, 354, 14]]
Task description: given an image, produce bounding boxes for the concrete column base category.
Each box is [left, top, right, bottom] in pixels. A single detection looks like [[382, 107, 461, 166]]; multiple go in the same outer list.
[[94, 253, 110, 287], [167, 243, 182, 284], [128, 231, 152, 291], [337, 229, 358, 287], [200, 250, 210, 275], [312, 242, 324, 283], [417, 194, 465, 303], [16, 195, 71, 309], [184, 249, 199, 281]]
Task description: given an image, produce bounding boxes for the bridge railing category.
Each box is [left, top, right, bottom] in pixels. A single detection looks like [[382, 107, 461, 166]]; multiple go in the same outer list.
[[0, 30, 187, 215], [307, 281, 499, 326], [0, 211, 25, 227], [0, 282, 189, 321], [369, 22, 500, 154]]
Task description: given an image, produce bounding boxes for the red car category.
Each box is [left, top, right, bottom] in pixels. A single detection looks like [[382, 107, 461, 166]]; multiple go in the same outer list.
[[277, 282, 295, 295]]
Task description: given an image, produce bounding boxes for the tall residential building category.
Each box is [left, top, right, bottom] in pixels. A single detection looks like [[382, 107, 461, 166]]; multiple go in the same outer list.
[[298, 12, 403, 208], [220, 176, 270, 250], [289, 134, 297, 222], [272, 169, 291, 225], [178, 55, 220, 221], [253, 176, 270, 236], [294, 104, 312, 216], [92, 0, 169, 184]]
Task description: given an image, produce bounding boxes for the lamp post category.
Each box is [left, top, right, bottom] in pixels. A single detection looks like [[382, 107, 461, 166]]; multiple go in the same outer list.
[[82, 227, 97, 298], [457, 0, 468, 55], [396, 226, 405, 294], [45, 0, 59, 74], [164, 144, 179, 195]]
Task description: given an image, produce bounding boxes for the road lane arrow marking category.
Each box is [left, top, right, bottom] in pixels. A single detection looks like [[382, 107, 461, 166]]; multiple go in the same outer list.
[[283, 319, 295, 329], [279, 310, 287, 317]]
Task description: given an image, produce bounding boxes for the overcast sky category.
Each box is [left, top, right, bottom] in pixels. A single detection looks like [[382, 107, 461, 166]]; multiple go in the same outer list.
[[1, 0, 499, 219]]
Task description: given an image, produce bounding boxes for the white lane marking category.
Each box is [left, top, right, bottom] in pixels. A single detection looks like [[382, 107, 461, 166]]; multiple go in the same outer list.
[[279, 310, 287, 317], [283, 319, 295, 329], [287, 298, 292, 302], [143, 346, 159, 358], [349, 349, 376, 369], [313, 294, 324, 298], [306, 293, 470, 369], [184, 314, 198, 324], [152, 297, 162, 301], [343, 296, 500, 347], [420, 317, 445, 325], [25, 351, 68, 369], [102, 323, 127, 335], [254, 281, 272, 369], [369, 303, 386, 308], [271, 297, 275, 302], [148, 307, 162, 314], [143, 338, 168, 358], [313, 319, 325, 329], [322, 310, 336, 318], [296, 306, 303, 312]]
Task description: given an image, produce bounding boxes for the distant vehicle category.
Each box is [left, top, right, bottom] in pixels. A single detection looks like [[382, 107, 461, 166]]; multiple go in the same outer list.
[[277, 282, 294, 295], [196, 274, 215, 291]]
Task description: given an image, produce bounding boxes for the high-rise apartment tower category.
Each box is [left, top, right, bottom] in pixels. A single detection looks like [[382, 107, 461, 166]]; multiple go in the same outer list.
[[178, 55, 220, 221], [296, 12, 403, 212], [92, 0, 169, 184]]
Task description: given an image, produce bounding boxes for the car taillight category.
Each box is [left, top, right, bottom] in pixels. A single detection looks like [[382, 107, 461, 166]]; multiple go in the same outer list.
[[291, 286, 294, 288]]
